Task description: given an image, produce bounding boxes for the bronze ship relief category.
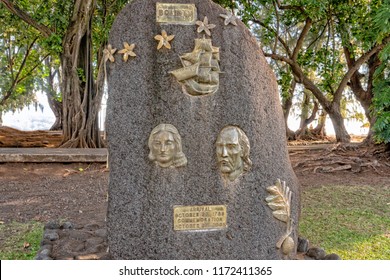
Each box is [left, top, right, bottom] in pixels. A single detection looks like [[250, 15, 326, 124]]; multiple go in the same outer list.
[[170, 37, 220, 96]]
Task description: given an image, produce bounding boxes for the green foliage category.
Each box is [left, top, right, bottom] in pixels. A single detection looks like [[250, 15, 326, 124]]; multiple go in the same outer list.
[[300, 185, 390, 259], [0, 0, 130, 116], [77, 68, 87, 83], [372, 1, 390, 143], [373, 0, 390, 43], [372, 77, 390, 143], [93, 0, 130, 54], [278, 69, 294, 100], [212, 0, 238, 9], [0, 8, 43, 113], [0, 0, 71, 113], [41, 34, 63, 54], [213, 0, 390, 138], [0, 222, 44, 260]]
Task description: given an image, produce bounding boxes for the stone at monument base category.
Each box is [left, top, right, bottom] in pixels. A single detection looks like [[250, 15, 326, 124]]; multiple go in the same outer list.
[[106, 0, 300, 259]]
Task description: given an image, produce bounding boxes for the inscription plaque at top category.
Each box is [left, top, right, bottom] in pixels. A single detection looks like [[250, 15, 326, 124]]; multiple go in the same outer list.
[[156, 3, 197, 25]]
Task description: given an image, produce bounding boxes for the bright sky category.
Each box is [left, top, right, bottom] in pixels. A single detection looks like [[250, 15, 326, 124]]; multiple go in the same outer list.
[[2, 92, 56, 131]]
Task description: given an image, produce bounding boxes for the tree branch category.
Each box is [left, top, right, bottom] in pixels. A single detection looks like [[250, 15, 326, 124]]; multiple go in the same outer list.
[[305, 100, 319, 126], [17, 54, 50, 84], [272, 0, 280, 53], [275, 0, 306, 14], [325, 19, 335, 96], [0, 37, 38, 106], [292, 17, 312, 61], [306, 20, 328, 50], [366, 53, 381, 96], [0, 0, 53, 38], [6, 34, 14, 81], [252, 17, 292, 57], [333, 35, 390, 104], [264, 52, 332, 110], [296, 100, 319, 138]]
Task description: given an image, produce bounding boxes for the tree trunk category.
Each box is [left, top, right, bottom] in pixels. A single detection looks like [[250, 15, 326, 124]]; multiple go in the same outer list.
[[295, 91, 318, 139], [355, 54, 380, 145], [48, 97, 63, 131], [328, 103, 351, 143], [300, 75, 350, 142], [311, 111, 327, 138], [360, 116, 376, 145], [282, 80, 296, 140], [44, 58, 62, 131], [0, 0, 106, 147], [344, 47, 382, 145], [273, 56, 352, 143], [60, 0, 104, 148]]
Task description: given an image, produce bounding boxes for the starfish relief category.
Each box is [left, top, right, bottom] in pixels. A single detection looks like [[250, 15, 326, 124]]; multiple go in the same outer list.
[[103, 44, 117, 63], [118, 42, 136, 62], [154, 30, 175, 50], [219, 12, 238, 26], [196, 16, 216, 36]]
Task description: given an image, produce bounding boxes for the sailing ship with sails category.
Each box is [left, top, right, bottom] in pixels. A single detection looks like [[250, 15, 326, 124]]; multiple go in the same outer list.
[[170, 37, 220, 96]]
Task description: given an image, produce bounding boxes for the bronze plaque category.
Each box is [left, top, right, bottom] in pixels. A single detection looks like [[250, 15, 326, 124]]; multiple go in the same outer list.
[[173, 205, 227, 231], [156, 3, 197, 24]]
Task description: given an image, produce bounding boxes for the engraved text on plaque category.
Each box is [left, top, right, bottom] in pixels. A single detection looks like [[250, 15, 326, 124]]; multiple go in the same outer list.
[[156, 3, 197, 25], [173, 205, 227, 231]]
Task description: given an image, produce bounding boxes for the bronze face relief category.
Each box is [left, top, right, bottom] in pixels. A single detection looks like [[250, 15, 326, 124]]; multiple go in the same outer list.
[[216, 126, 252, 181], [148, 124, 187, 168]]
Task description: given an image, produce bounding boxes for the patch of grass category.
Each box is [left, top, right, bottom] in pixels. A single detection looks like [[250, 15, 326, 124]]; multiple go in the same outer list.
[[0, 222, 44, 260], [299, 185, 390, 260]]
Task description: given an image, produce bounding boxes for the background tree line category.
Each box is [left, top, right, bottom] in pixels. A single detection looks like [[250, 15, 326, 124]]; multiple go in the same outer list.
[[0, 0, 128, 147], [1, 0, 389, 147]]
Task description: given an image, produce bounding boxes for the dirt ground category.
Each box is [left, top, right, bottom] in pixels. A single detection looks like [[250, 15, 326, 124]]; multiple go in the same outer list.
[[0, 144, 389, 259], [290, 144, 390, 188], [0, 162, 108, 225]]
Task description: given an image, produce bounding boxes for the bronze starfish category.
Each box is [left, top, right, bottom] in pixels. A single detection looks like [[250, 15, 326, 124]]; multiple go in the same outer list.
[[154, 30, 175, 50], [103, 44, 117, 63], [196, 16, 216, 36], [118, 42, 136, 62], [219, 12, 238, 26]]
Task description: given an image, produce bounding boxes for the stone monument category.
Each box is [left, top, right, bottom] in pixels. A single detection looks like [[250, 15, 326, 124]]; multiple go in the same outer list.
[[106, 0, 300, 259]]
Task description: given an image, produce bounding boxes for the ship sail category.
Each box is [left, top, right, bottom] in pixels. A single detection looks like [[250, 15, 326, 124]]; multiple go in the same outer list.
[[170, 63, 199, 81], [170, 37, 220, 96]]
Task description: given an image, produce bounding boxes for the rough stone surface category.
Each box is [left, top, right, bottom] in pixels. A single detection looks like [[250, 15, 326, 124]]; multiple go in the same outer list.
[[86, 237, 105, 247], [94, 228, 107, 238], [35, 254, 53, 260], [35, 244, 53, 260], [40, 239, 53, 246], [107, 0, 300, 259], [84, 223, 101, 231], [67, 230, 93, 240], [39, 248, 51, 256], [44, 220, 60, 230], [297, 237, 309, 253], [35, 221, 109, 260], [40, 244, 53, 252], [323, 253, 341, 260], [44, 230, 59, 241], [62, 222, 74, 230], [306, 247, 327, 260]]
